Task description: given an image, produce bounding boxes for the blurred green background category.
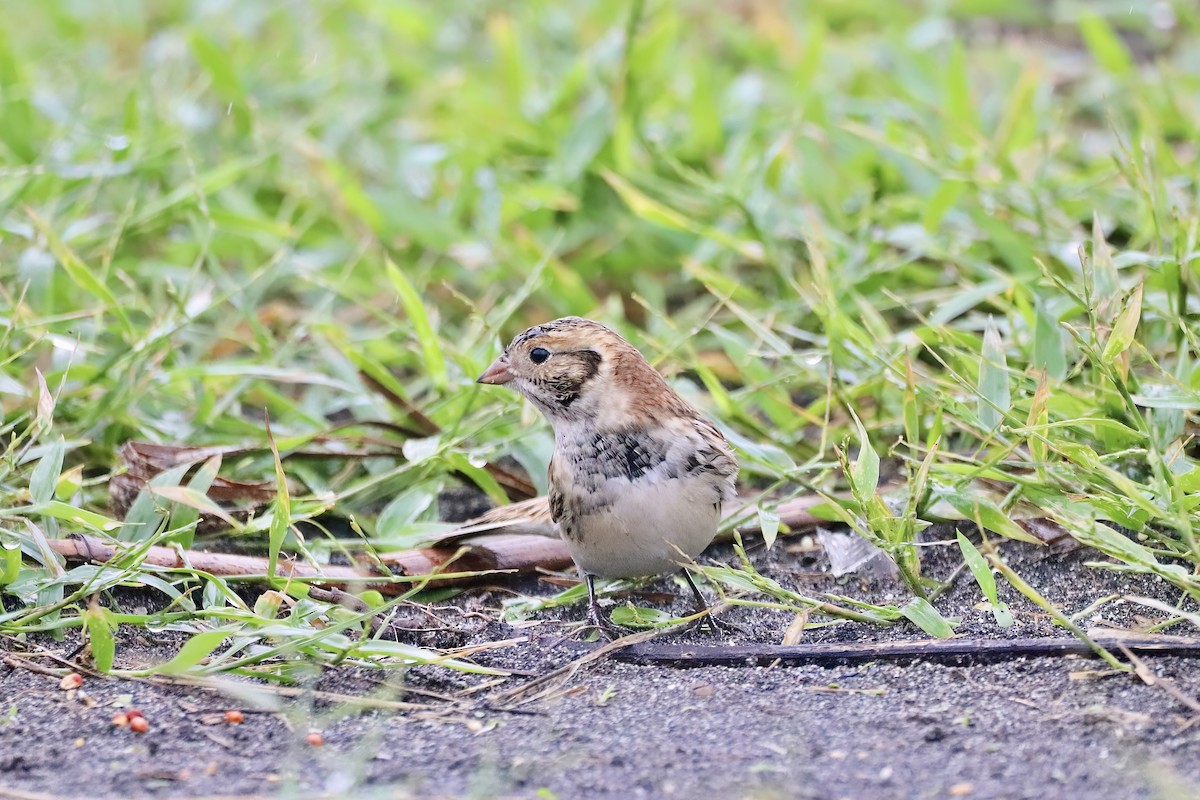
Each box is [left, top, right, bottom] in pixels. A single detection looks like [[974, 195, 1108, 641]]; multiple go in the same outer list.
[[2, 1, 1199, 620]]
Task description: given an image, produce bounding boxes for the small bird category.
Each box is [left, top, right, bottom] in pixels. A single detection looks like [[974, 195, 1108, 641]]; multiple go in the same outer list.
[[477, 316, 738, 633]]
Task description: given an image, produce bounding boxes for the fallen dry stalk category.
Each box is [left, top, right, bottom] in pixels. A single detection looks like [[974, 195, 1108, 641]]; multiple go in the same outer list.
[[1121, 645, 1200, 716], [427, 491, 840, 544], [47, 533, 574, 595], [611, 634, 1200, 668], [491, 624, 681, 707], [46, 493, 840, 594]]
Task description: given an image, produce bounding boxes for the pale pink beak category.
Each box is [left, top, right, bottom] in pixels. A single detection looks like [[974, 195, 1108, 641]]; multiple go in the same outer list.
[[476, 356, 514, 385]]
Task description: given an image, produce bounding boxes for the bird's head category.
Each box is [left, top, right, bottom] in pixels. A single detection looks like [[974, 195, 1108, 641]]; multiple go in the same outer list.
[[477, 317, 686, 428]]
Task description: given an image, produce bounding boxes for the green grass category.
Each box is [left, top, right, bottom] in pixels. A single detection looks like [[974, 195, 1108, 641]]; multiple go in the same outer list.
[[2, 0, 1200, 675]]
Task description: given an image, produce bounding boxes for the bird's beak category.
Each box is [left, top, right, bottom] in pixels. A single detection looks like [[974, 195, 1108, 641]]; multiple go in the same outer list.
[[476, 356, 514, 385]]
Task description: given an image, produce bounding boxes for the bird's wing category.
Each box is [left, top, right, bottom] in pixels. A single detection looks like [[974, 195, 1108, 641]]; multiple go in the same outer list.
[[425, 495, 558, 547]]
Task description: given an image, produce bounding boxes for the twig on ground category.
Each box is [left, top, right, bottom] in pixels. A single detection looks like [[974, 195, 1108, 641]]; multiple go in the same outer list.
[[490, 623, 685, 707], [0, 635, 100, 677], [46, 532, 574, 594], [1120, 645, 1200, 718], [986, 551, 1131, 672], [2, 655, 69, 678], [145, 673, 458, 718], [610, 635, 1200, 668]]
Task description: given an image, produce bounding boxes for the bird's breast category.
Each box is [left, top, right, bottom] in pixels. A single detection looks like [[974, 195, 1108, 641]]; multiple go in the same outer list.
[[549, 427, 726, 578], [555, 473, 722, 578]]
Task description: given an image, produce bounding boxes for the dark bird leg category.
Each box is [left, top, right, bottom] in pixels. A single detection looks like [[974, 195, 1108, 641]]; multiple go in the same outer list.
[[682, 570, 740, 635], [584, 573, 624, 639]]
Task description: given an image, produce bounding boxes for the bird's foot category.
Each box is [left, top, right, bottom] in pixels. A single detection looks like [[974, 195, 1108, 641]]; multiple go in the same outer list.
[[686, 610, 744, 637], [585, 603, 630, 641]]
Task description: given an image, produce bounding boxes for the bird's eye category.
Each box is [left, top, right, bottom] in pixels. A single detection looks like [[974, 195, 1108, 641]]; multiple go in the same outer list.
[[529, 347, 550, 364]]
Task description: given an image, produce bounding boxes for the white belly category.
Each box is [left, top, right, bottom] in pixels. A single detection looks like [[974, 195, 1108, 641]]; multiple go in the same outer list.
[[565, 477, 721, 579]]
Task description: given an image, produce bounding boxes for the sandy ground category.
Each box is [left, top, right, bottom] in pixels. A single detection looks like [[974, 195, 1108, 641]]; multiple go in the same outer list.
[[3, 531, 1200, 800]]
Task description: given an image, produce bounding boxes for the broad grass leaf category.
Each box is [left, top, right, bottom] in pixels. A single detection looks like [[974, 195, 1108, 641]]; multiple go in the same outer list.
[[1, 543, 20, 586], [266, 422, 290, 581], [849, 408, 879, 496], [485, 13, 526, 106], [758, 506, 781, 550], [170, 455, 223, 547], [793, 17, 825, 88], [34, 368, 53, 433], [898, 597, 956, 638], [386, 259, 447, 390], [35, 501, 120, 533], [938, 491, 1041, 544], [85, 605, 117, 673], [1178, 467, 1200, 494], [608, 606, 676, 629], [253, 590, 286, 619], [152, 630, 231, 675], [348, 639, 508, 674], [0, 27, 41, 161], [1026, 376, 1050, 476], [357, 590, 386, 610], [943, 42, 978, 144], [130, 156, 261, 227], [1130, 385, 1200, 410], [602, 169, 692, 233], [723, 427, 795, 474], [119, 463, 192, 542], [691, 362, 738, 422], [54, 465, 84, 501], [150, 485, 239, 530], [26, 210, 133, 336], [1078, 14, 1133, 77], [903, 357, 919, 446], [443, 451, 509, 505], [685, 61, 721, 156], [1090, 213, 1118, 299], [21, 518, 64, 577], [1101, 283, 1142, 362], [401, 435, 441, 464], [978, 319, 1010, 431], [993, 62, 1038, 158], [956, 532, 1014, 628], [928, 279, 1009, 327], [188, 32, 252, 133], [376, 484, 438, 539], [601, 170, 762, 261], [1033, 302, 1067, 381], [1066, 516, 1192, 584], [29, 437, 66, 505], [552, 92, 612, 181], [922, 180, 963, 232]]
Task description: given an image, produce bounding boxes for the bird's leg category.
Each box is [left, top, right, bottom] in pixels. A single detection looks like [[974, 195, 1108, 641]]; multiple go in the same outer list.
[[681, 570, 740, 635], [584, 573, 624, 639], [682, 569, 709, 612], [585, 573, 605, 629]]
